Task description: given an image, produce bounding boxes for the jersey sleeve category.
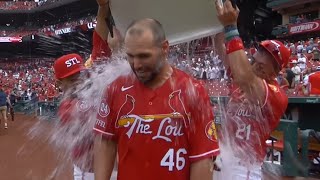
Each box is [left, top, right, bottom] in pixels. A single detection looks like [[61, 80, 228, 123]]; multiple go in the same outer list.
[[187, 82, 219, 162], [93, 85, 117, 140], [91, 30, 112, 61], [263, 82, 288, 130]]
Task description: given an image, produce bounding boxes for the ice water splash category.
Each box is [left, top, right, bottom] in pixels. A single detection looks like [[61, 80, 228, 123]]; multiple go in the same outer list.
[[23, 40, 306, 180], [27, 54, 131, 178], [212, 78, 273, 179]]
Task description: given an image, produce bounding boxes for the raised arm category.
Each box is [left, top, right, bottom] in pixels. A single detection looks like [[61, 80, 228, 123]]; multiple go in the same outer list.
[[95, 0, 110, 41], [215, 0, 266, 103]]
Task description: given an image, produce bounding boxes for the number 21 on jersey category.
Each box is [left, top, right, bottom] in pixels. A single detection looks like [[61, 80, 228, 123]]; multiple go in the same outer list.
[[161, 148, 187, 171], [236, 124, 251, 140]]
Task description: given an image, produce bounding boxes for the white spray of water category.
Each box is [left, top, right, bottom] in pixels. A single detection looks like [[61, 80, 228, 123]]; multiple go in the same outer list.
[[22, 46, 305, 180], [27, 56, 131, 178], [212, 87, 266, 180]]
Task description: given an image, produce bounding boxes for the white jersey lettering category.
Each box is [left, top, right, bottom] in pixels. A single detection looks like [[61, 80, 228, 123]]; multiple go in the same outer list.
[[125, 115, 152, 138], [152, 117, 184, 142], [123, 115, 184, 141]]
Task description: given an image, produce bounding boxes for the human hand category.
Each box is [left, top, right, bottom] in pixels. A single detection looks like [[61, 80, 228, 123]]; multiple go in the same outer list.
[[215, 0, 239, 27], [108, 27, 123, 52]]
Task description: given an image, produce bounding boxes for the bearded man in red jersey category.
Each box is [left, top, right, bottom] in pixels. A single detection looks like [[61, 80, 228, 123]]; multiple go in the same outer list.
[[93, 18, 219, 180]]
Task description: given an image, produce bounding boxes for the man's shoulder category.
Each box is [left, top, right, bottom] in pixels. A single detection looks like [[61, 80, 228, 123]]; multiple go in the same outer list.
[[266, 81, 283, 91], [174, 67, 189, 77], [174, 68, 205, 87], [105, 74, 136, 93], [173, 68, 210, 101], [266, 81, 288, 104], [174, 68, 199, 82]]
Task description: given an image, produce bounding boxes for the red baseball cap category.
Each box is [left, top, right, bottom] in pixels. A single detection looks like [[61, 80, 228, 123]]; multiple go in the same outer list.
[[54, 53, 85, 79], [259, 40, 290, 69]]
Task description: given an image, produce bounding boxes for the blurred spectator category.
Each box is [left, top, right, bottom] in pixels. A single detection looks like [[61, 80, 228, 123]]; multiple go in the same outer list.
[[285, 65, 295, 89], [291, 60, 301, 88], [313, 47, 320, 61], [289, 43, 296, 55], [277, 72, 289, 90], [297, 53, 307, 72], [297, 42, 304, 53]]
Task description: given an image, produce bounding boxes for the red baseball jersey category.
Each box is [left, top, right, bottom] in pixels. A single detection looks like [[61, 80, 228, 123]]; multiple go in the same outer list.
[[58, 98, 94, 164], [224, 80, 288, 163], [91, 30, 111, 61], [94, 68, 219, 180]]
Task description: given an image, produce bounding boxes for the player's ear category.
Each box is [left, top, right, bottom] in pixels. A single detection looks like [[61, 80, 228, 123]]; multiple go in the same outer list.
[[161, 40, 169, 55]]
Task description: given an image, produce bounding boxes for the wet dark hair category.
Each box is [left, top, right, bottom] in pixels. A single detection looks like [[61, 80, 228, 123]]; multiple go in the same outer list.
[[126, 18, 166, 46]]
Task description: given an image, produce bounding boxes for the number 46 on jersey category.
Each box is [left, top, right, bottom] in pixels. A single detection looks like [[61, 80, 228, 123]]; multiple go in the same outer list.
[[161, 148, 187, 171]]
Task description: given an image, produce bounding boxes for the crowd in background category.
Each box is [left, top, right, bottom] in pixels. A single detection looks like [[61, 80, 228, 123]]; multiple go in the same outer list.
[[0, 0, 59, 10], [0, 36, 319, 101], [0, 15, 96, 37], [289, 12, 319, 24], [280, 37, 320, 96], [39, 15, 96, 35], [0, 59, 60, 103], [0, 1, 36, 10]]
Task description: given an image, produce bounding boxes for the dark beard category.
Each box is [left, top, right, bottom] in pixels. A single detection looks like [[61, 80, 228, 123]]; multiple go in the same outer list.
[[133, 56, 164, 84]]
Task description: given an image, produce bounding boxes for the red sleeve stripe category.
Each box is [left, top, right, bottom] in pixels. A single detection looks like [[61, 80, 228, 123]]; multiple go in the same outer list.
[[189, 149, 220, 159], [93, 128, 115, 136]]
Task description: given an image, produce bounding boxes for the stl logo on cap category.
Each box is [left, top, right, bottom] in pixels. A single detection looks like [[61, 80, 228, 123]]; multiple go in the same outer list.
[[65, 57, 81, 68], [54, 53, 84, 79]]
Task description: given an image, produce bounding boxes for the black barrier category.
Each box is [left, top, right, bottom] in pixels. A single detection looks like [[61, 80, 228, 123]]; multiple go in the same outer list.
[[14, 100, 37, 115], [37, 101, 59, 117], [13, 100, 59, 118]]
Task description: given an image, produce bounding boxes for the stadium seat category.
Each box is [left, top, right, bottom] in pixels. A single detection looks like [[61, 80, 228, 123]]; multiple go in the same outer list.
[[263, 119, 300, 177]]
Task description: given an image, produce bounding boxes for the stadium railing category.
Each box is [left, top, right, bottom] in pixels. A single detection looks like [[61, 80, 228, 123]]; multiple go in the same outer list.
[[14, 100, 58, 117]]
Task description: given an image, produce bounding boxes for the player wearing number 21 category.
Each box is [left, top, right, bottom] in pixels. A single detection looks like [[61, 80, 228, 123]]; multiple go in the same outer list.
[[93, 19, 219, 180], [214, 0, 289, 178]]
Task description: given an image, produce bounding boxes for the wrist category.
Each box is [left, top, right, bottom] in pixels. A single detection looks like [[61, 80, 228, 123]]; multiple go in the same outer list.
[[224, 24, 237, 33], [98, 1, 109, 7], [99, 3, 108, 7], [225, 29, 239, 41], [224, 24, 239, 42], [225, 37, 244, 54]]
